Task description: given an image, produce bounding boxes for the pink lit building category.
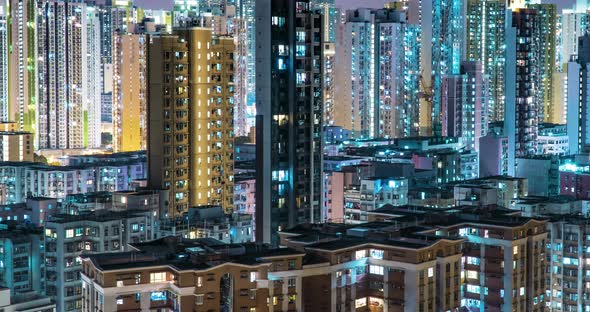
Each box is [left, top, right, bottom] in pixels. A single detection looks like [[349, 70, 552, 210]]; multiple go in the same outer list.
[[234, 175, 256, 235], [322, 171, 345, 223]]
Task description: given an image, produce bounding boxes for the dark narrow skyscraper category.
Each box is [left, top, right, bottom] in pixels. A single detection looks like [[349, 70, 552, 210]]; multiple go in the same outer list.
[[505, 8, 539, 175], [255, 0, 323, 244]]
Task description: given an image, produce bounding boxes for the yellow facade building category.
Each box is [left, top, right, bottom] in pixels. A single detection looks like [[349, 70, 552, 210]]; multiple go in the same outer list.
[[113, 33, 147, 152], [148, 27, 234, 217]]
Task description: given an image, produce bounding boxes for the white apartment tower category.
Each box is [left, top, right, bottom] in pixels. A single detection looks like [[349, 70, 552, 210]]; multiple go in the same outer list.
[[37, 0, 87, 149], [86, 7, 102, 148], [0, 3, 7, 121]]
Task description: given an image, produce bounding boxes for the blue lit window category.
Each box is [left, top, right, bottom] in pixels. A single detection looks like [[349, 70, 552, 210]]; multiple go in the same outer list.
[[271, 16, 285, 27], [278, 58, 286, 70], [370, 249, 383, 259], [296, 45, 306, 57], [272, 170, 288, 182], [150, 291, 166, 301]]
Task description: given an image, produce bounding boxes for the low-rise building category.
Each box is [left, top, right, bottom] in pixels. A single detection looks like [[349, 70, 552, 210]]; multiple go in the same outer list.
[[358, 205, 548, 312], [461, 150, 479, 180], [479, 134, 508, 178], [449, 176, 529, 208], [560, 160, 590, 200], [158, 206, 254, 244], [0, 288, 55, 311], [82, 225, 464, 312], [516, 156, 560, 197], [343, 177, 409, 224], [408, 187, 454, 208], [234, 174, 255, 217], [546, 215, 590, 312], [509, 196, 582, 217], [44, 209, 156, 312], [537, 123, 569, 155], [0, 155, 146, 203], [81, 237, 306, 312], [453, 184, 498, 207], [0, 226, 44, 295]]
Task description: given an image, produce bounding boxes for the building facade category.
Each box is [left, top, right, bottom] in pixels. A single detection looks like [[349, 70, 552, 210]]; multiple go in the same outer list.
[[255, 0, 323, 244], [37, 1, 87, 149], [45, 210, 156, 312], [8, 0, 36, 134], [0, 227, 44, 296], [466, 0, 507, 122], [113, 32, 148, 152], [504, 9, 539, 175], [442, 61, 489, 152], [147, 28, 235, 216], [339, 7, 420, 139]]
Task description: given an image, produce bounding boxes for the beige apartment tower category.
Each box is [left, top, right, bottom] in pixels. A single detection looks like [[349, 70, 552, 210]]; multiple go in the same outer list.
[[148, 27, 234, 217], [113, 33, 147, 152]]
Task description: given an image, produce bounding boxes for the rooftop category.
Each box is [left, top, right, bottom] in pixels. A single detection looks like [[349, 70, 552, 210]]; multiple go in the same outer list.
[[46, 209, 151, 224], [86, 236, 304, 271]]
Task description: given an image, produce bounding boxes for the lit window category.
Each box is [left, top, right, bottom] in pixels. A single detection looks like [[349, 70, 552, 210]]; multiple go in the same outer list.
[[428, 267, 434, 278], [369, 265, 384, 275], [370, 249, 384, 259], [197, 276, 203, 287], [66, 229, 74, 238], [117, 280, 123, 287], [355, 298, 366, 308], [520, 287, 525, 296], [513, 246, 518, 255], [466, 270, 478, 279], [288, 294, 296, 303], [196, 294, 204, 305], [355, 249, 366, 260], [466, 284, 480, 294], [116, 298, 123, 304], [466, 257, 480, 265], [250, 272, 258, 282], [150, 272, 166, 283], [150, 291, 166, 301]]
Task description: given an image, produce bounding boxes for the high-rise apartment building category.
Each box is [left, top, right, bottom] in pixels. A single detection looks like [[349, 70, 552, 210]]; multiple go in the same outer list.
[[113, 32, 147, 152], [234, 0, 256, 137], [442, 61, 489, 152], [323, 42, 335, 126], [0, 122, 33, 162], [566, 34, 590, 155], [467, 0, 507, 122], [505, 9, 539, 175], [338, 7, 420, 139], [0, 3, 7, 121], [37, 1, 87, 149], [98, 0, 136, 144], [255, 0, 323, 244], [561, 9, 587, 66], [311, 0, 338, 43], [147, 27, 235, 217], [529, 3, 557, 124], [421, 0, 465, 135], [8, 0, 36, 134], [86, 7, 102, 148]]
